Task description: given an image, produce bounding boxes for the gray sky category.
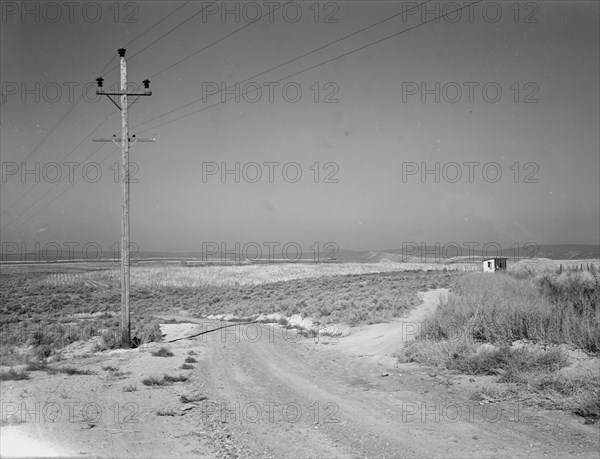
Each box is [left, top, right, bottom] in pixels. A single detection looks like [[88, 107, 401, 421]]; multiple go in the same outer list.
[[1, 1, 598, 255]]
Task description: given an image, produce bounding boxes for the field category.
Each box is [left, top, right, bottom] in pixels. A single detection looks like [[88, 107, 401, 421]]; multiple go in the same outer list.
[[1, 260, 599, 457], [0, 261, 460, 365]]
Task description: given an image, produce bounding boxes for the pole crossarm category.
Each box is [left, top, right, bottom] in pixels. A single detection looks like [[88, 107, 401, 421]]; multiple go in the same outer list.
[[97, 91, 153, 96], [93, 137, 156, 146], [96, 91, 152, 111]]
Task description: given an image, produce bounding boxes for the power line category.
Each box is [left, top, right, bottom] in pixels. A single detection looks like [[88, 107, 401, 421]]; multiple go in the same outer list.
[[2, 108, 117, 215], [2, 1, 282, 227], [0, 94, 84, 190], [136, 0, 432, 128], [140, 0, 471, 134], [104, 1, 217, 73], [136, 0, 459, 134], [1, 53, 119, 190], [3, 1, 470, 235], [1, 142, 107, 232], [149, 1, 293, 79], [0, 145, 119, 236], [124, 0, 192, 48], [1, 2, 197, 223]]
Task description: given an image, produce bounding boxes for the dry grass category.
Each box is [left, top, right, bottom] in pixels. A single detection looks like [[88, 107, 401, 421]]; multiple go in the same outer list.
[[409, 271, 599, 353], [404, 268, 600, 418], [474, 372, 600, 419], [0, 368, 29, 381], [1, 264, 461, 366], [85, 262, 475, 288], [22, 362, 95, 376], [142, 374, 188, 386], [0, 270, 163, 364]]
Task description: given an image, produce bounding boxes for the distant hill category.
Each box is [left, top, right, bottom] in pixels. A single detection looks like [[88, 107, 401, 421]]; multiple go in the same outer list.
[[2, 244, 598, 264], [320, 244, 600, 263]]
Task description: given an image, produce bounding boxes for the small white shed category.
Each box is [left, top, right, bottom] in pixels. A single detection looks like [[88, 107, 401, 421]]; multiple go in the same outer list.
[[483, 257, 507, 272]]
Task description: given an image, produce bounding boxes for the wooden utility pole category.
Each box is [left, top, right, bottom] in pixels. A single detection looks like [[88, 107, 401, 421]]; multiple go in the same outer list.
[[93, 48, 154, 348]]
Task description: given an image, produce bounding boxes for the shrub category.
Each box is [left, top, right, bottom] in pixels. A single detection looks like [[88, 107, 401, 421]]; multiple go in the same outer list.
[[55, 366, 95, 375], [151, 347, 174, 357], [445, 346, 568, 376], [123, 384, 137, 392], [180, 394, 207, 403], [163, 374, 188, 383], [25, 362, 51, 372], [28, 344, 53, 362], [142, 376, 168, 386], [132, 317, 163, 344], [0, 368, 29, 381]]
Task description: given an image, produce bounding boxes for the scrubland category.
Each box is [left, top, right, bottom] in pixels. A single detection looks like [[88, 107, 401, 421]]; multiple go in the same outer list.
[[3, 259, 599, 421], [1, 262, 458, 365], [403, 264, 600, 419]]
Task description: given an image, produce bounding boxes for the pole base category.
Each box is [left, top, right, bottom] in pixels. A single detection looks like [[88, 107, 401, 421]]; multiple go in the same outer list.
[[121, 330, 131, 349]]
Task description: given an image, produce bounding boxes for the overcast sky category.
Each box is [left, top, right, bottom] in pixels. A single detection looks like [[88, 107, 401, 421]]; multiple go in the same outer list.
[[1, 1, 598, 255]]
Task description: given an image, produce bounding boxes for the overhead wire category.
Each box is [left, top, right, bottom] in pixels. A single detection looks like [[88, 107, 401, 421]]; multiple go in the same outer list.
[[2, 108, 118, 215], [0, 1, 203, 229], [2, 0, 273, 232], [1, 146, 121, 234], [135, 0, 433, 129], [4, 1, 474, 235]]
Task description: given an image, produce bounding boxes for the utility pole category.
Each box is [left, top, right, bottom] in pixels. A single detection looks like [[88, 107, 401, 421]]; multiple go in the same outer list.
[[93, 48, 154, 348]]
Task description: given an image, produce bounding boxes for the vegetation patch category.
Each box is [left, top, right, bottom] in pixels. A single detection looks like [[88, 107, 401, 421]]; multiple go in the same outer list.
[[24, 362, 51, 372], [151, 347, 174, 357], [101, 365, 118, 372], [0, 269, 163, 365], [142, 376, 169, 386], [1, 266, 457, 365], [141, 373, 188, 386], [0, 368, 30, 381], [180, 394, 207, 403], [54, 366, 95, 376], [163, 373, 188, 383], [21, 362, 94, 376], [404, 268, 600, 419], [408, 270, 599, 353], [451, 346, 567, 375]]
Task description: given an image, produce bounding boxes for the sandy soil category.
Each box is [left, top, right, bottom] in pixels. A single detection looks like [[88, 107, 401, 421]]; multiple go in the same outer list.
[[1, 289, 598, 458]]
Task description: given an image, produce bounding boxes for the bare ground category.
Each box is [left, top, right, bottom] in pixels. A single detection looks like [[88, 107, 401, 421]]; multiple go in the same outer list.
[[1, 289, 598, 457]]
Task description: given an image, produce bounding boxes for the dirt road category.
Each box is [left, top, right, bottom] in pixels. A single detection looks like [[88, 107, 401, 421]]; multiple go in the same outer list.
[[189, 289, 598, 457], [1, 289, 598, 457]]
